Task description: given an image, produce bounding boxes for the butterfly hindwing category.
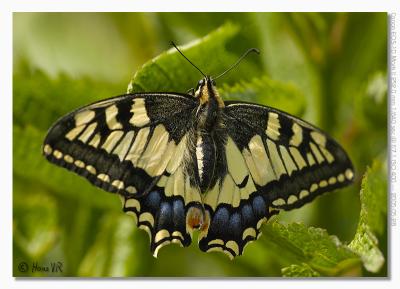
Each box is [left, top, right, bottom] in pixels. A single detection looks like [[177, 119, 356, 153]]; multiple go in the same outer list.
[[120, 189, 192, 256], [198, 135, 277, 258], [43, 92, 202, 255]]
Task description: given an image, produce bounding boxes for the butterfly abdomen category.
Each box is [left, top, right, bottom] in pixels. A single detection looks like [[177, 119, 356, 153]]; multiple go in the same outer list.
[[195, 133, 217, 193]]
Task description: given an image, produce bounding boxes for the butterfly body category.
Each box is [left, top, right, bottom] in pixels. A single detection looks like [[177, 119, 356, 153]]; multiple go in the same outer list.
[[43, 74, 354, 259]]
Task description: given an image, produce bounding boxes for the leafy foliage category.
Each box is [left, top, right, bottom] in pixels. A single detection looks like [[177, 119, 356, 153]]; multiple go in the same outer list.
[[349, 158, 387, 273], [263, 222, 361, 277], [128, 22, 260, 93], [13, 13, 387, 277], [219, 75, 306, 117]]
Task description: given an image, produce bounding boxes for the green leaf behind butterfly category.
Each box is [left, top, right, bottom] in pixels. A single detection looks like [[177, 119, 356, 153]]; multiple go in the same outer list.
[[220, 75, 306, 117], [262, 222, 361, 277], [281, 263, 321, 277], [128, 22, 262, 94], [349, 157, 387, 274]]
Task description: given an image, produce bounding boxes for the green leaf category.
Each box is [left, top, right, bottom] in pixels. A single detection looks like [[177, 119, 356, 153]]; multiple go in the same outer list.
[[253, 13, 321, 123], [220, 75, 306, 117], [262, 222, 361, 276], [282, 263, 320, 277], [13, 68, 122, 131], [349, 157, 387, 273], [128, 22, 262, 94]]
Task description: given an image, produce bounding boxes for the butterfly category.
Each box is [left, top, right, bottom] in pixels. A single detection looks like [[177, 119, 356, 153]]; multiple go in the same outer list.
[[43, 43, 354, 259]]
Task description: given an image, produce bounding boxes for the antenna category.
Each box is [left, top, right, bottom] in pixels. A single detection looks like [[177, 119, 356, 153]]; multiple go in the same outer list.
[[171, 41, 206, 78], [213, 48, 260, 80]]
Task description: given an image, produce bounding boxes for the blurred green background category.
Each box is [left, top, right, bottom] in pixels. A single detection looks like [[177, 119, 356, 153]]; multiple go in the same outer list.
[[13, 12, 387, 277]]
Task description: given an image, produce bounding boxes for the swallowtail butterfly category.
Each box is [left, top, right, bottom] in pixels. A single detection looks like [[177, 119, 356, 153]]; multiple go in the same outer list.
[[43, 43, 354, 259]]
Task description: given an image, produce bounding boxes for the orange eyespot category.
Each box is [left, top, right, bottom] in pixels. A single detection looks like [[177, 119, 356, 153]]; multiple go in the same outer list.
[[187, 206, 204, 230], [186, 206, 210, 232]]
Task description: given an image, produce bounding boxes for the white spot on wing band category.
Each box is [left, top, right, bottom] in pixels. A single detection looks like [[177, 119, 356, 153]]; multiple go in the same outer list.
[[242, 227, 257, 240], [105, 104, 123, 130], [130, 98, 150, 127], [65, 125, 85, 141], [97, 173, 110, 182], [74, 160, 85, 168], [287, 195, 298, 205], [111, 180, 124, 190], [290, 123, 303, 146], [155, 229, 170, 243], [86, 165, 96, 175], [102, 131, 124, 153], [299, 190, 309, 199], [345, 169, 354, 180], [126, 186, 137, 194], [64, 154, 73, 163], [310, 131, 327, 147], [78, 122, 97, 143], [43, 144, 52, 155], [272, 198, 285, 206], [208, 239, 224, 246], [125, 198, 140, 211], [53, 150, 63, 159], [75, 110, 95, 126], [139, 212, 155, 226], [266, 112, 280, 141]]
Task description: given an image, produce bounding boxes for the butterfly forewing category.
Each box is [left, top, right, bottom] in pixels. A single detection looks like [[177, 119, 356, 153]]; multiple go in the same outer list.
[[43, 92, 202, 255], [222, 101, 354, 209]]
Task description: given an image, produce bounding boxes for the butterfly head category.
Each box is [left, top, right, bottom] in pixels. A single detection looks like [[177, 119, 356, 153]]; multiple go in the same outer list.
[[195, 76, 225, 108]]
